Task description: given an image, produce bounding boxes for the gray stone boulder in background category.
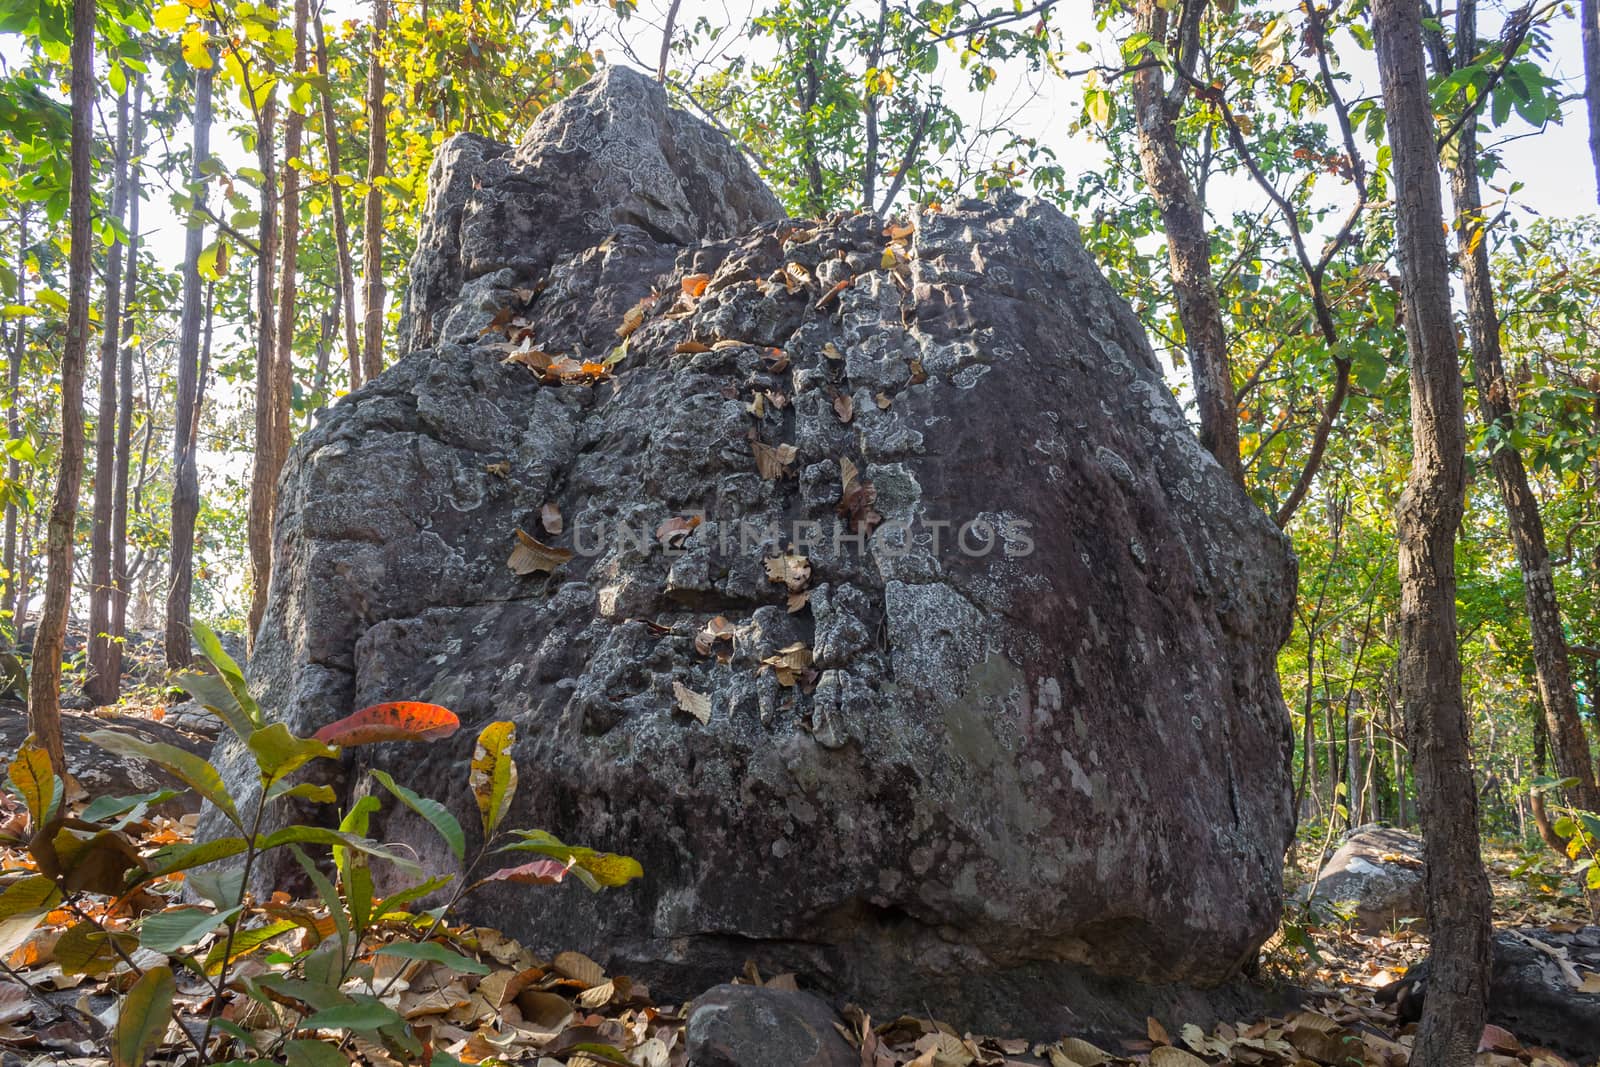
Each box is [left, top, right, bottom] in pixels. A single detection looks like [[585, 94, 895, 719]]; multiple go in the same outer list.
[[211, 64, 1299, 1036], [1305, 824, 1427, 934]]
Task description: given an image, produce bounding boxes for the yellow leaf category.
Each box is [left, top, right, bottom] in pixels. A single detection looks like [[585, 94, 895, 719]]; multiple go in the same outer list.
[[181, 27, 214, 69], [152, 2, 189, 31], [470, 722, 517, 837]]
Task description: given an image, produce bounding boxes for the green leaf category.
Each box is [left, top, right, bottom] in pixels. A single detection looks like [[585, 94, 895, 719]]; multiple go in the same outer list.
[[370, 769, 465, 861], [202, 919, 298, 975], [80, 790, 181, 824], [192, 623, 260, 721], [146, 837, 249, 878], [265, 780, 339, 804], [175, 668, 256, 741], [302, 998, 405, 1033], [187, 863, 247, 909], [285, 1038, 353, 1067], [257, 825, 421, 874], [113, 965, 176, 1067], [373, 940, 490, 974], [248, 723, 338, 781], [139, 906, 242, 954], [291, 846, 351, 953], [83, 731, 240, 826]]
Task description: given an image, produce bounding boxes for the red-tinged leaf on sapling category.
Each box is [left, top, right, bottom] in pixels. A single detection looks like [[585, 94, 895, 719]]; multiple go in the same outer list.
[[472, 858, 571, 890], [312, 702, 461, 746]]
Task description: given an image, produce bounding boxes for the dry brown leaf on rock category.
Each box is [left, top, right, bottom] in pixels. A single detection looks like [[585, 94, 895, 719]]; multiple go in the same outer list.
[[783, 262, 811, 293], [816, 277, 852, 310], [694, 616, 736, 661], [553, 950, 606, 988], [751, 438, 798, 480], [672, 682, 711, 726], [540, 501, 564, 536], [617, 293, 656, 338], [762, 347, 790, 372], [680, 273, 710, 299], [838, 457, 883, 534], [764, 553, 811, 593], [823, 341, 843, 361], [884, 220, 915, 240], [833, 393, 854, 423], [508, 528, 574, 575], [787, 590, 811, 614], [760, 643, 813, 687], [675, 340, 711, 354], [655, 514, 702, 549], [1046, 1035, 1113, 1066]]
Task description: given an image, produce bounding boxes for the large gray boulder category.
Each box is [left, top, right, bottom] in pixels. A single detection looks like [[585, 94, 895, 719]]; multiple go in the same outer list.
[[1306, 824, 1427, 933], [215, 65, 1298, 1034]]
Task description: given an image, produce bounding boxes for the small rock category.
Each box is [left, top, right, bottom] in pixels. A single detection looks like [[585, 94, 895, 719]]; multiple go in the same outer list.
[[1306, 824, 1427, 933], [687, 985, 857, 1067]]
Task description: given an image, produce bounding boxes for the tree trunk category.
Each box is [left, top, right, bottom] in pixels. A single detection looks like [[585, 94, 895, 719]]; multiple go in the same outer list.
[[246, 46, 282, 646], [167, 39, 214, 667], [28, 0, 98, 775], [1444, 14, 1600, 813], [110, 78, 144, 691], [360, 0, 389, 383], [314, 10, 363, 392], [1583, 0, 1600, 204], [85, 88, 131, 707], [248, 0, 308, 643], [1373, 0, 1492, 1059], [1129, 0, 1244, 486], [3, 208, 28, 628]]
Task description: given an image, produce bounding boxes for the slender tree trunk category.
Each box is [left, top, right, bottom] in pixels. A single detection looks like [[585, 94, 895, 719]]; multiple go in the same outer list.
[[167, 41, 214, 667], [1444, 15, 1600, 813], [246, 52, 282, 646], [3, 209, 28, 629], [85, 89, 131, 707], [1583, 0, 1600, 204], [1373, 0, 1491, 1059], [360, 0, 389, 383], [1130, 0, 1243, 486], [248, 0, 308, 643], [111, 79, 143, 685], [28, 0, 98, 775], [314, 10, 362, 392]]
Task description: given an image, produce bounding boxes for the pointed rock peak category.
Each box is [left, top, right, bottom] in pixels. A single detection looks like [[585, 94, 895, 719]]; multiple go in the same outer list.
[[400, 63, 784, 355]]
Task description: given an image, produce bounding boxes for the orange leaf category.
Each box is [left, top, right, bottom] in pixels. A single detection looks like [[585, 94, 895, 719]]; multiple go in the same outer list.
[[312, 702, 461, 746], [681, 273, 710, 298]]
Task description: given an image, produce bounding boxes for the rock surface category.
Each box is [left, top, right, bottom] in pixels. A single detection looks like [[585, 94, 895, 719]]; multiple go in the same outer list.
[[1, 704, 211, 816], [212, 65, 1299, 1033], [1306, 825, 1426, 934], [685, 985, 856, 1067], [1379, 925, 1600, 1060]]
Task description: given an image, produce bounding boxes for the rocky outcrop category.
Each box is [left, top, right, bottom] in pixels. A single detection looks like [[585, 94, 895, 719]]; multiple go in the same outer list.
[[212, 65, 1299, 1034], [1379, 926, 1600, 1060], [685, 985, 856, 1067], [1306, 825, 1427, 934]]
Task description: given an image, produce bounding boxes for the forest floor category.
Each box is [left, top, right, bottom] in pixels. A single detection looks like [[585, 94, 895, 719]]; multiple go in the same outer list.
[[2, 681, 1597, 1066]]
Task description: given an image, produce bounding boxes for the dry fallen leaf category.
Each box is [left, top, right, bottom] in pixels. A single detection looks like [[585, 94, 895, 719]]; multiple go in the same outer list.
[[1147, 1016, 1171, 1046], [552, 951, 605, 988], [672, 682, 711, 726], [908, 357, 928, 384], [833, 393, 854, 423], [712, 338, 747, 351], [751, 439, 799, 480], [675, 340, 711, 354], [762, 347, 790, 372], [747, 392, 766, 420], [485, 461, 510, 478], [760, 643, 813, 687], [1148, 1046, 1206, 1067], [764, 553, 811, 593], [680, 273, 710, 299], [823, 341, 843, 361], [787, 590, 811, 614], [616, 294, 654, 339], [540, 502, 563, 536], [815, 277, 852, 310], [656, 514, 703, 550], [695, 616, 736, 661], [874, 391, 892, 410], [883, 220, 915, 240], [783, 262, 811, 293], [508, 528, 573, 576]]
